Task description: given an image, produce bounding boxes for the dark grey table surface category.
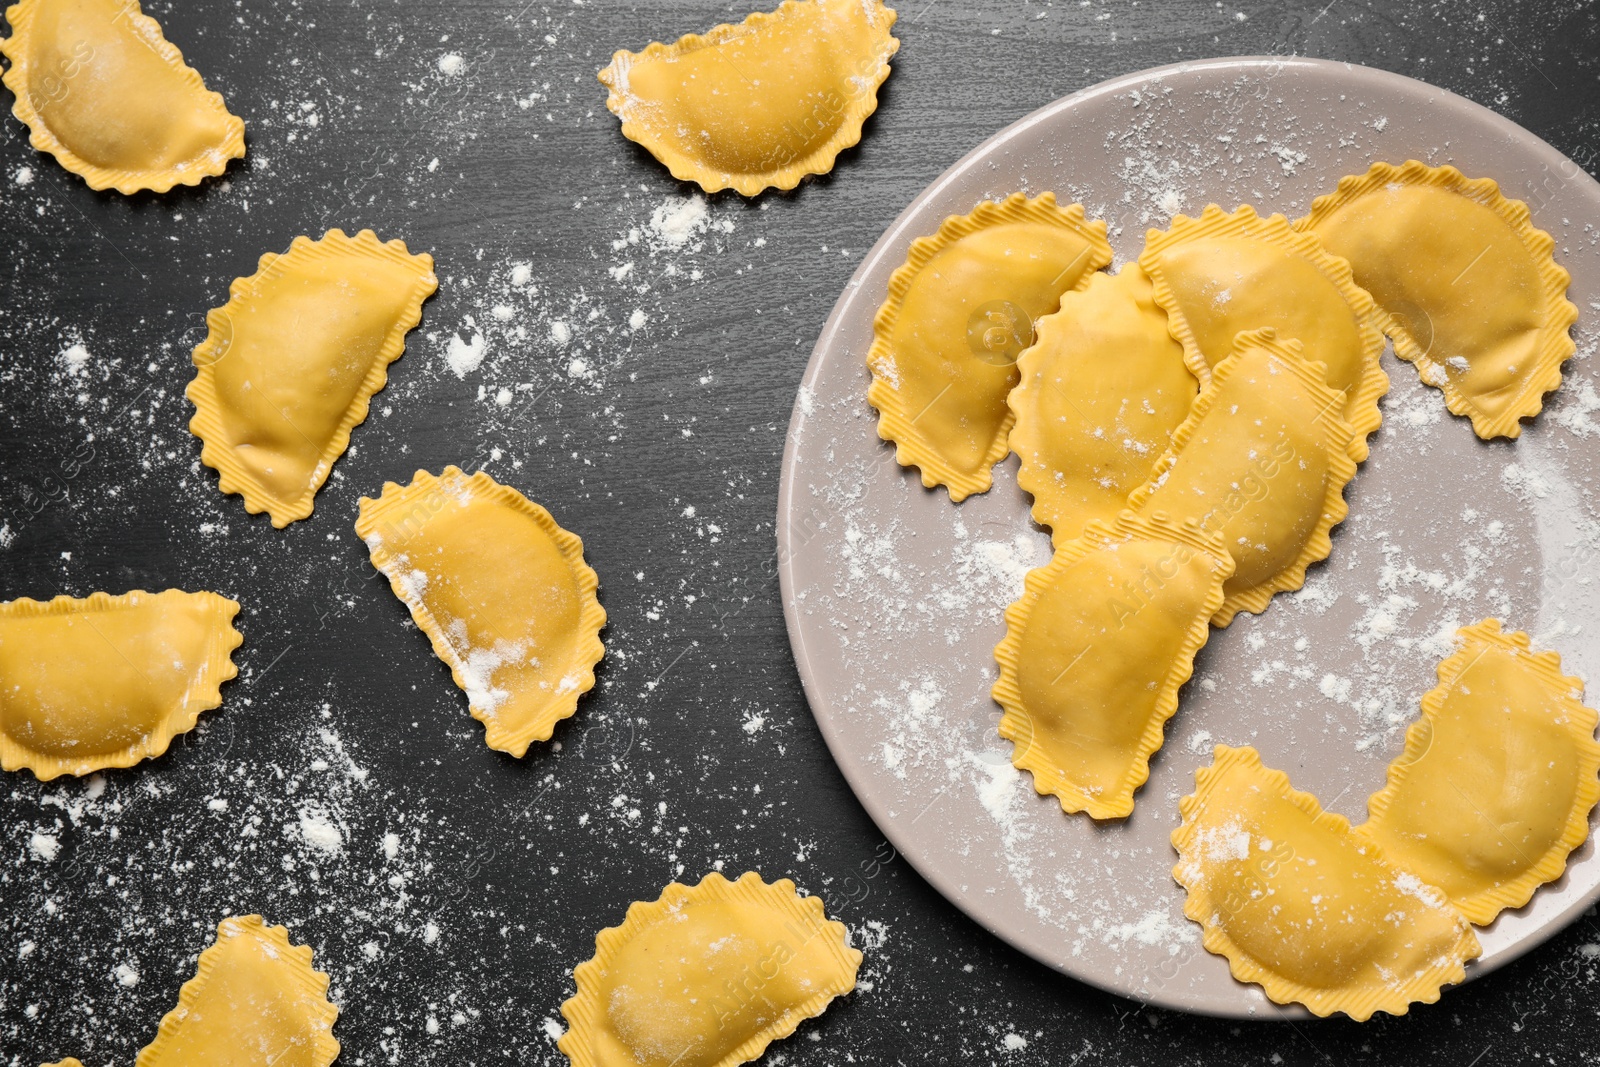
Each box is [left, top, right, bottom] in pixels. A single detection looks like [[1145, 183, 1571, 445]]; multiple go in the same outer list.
[[3, 2, 1600, 1065]]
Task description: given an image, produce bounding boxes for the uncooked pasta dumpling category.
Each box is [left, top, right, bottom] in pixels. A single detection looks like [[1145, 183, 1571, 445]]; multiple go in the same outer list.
[[1358, 620, 1600, 925], [1173, 746, 1480, 1020], [1299, 161, 1577, 439], [356, 467, 606, 757], [560, 872, 861, 1067], [1139, 204, 1387, 457], [1127, 329, 1362, 625], [992, 512, 1231, 820], [0, 0, 245, 192], [598, 0, 899, 195], [869, 192, 1112, 500], [1008, 263, 1196, 546]]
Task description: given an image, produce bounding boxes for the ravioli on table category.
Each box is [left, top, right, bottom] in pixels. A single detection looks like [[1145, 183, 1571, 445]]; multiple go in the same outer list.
[[0, 589, 241, 779], [356, 467, 606, 757], [0, 0, 245, 192], [560, 871, 860, 1067], [598, 0, 899, 195], [187, 229, 437, 527], [135, 915, 339, 1067]]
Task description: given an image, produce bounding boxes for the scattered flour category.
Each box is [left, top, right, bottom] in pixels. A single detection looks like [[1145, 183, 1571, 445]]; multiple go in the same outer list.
[[298, 808, 345, 856], [1551, 377, 1600, 437], [28, 831, 59, 862], [966, 751, 1021, 830], [60, 342, 90, 375], [444, 331, 487, 378], [1103, 908, 1196, 950], [649, 195, 710, 249], [857, 919, 890, 952], [1502, 461, 1552, 502]]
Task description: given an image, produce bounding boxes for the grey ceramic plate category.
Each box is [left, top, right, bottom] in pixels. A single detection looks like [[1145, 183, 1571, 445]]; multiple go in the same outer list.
[[776, 56, 1600, 1018]]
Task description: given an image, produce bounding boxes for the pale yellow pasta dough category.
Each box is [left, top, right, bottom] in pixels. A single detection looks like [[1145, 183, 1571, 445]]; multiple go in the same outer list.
[[187, 229, 437, 528], [1127, 328, 1362, 625], [1008, 263, 1196, 547], [0, 589, 241, 779], [136, 915, 338, 1067], [1359, 619, 1600, 925], [869, 192, 1112, 500], [1299, 161, 1577, 439], [1173, 746, 1480, 1020], [0, 0, 245, 193], [1139, 204, 1387, 457], [356, 467, 606, 757], [992, 511, 1231, 820], [598, 0, 898, 195], [559, 872, 860, 1067]]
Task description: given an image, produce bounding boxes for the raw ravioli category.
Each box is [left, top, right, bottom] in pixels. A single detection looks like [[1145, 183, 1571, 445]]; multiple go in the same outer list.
[[0, 0, 244, 192], [1127, 329, 1362, 625], [0, 589, 241, 779], [992, 511, 1231, 820], [187, 229, 437, 527], [598, 0, 898, 196], [1008, 263, 1196, 546], [868, 192, 1112, 500], [1139, 204, 1387, 457], [356, 467, 605, 757], [1173, 746, 1480, 1020], [136, 915, 338, 1067], [560, 871, 860, 1067], [1359, 620, 1600, 925], [1299, 161, 1577, 439]]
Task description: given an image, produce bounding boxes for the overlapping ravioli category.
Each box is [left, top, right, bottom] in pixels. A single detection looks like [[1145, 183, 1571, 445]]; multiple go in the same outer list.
[[1358, 620, 1600, 925], [1298, 161, 1578, 439], [136, 915, 339, 1067], [187, 229, 437, 528], [597, 0, 898, 196], [868, 192, 1113, 501], [1008, 263, 1197, 546], [1139, 204, 1387, 456], [1127, 329, 1361, 626], [0, 590, 241, 780], [1173, 746, 1480, 1020], [0, 0, 245, 193], [992, 511, 1232, 820], [559, 871, 860, 1067], [356, 467, 605, 757]]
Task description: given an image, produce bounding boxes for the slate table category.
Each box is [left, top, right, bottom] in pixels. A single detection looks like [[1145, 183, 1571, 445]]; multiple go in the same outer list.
[[3, 2, 1600, 1065]]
